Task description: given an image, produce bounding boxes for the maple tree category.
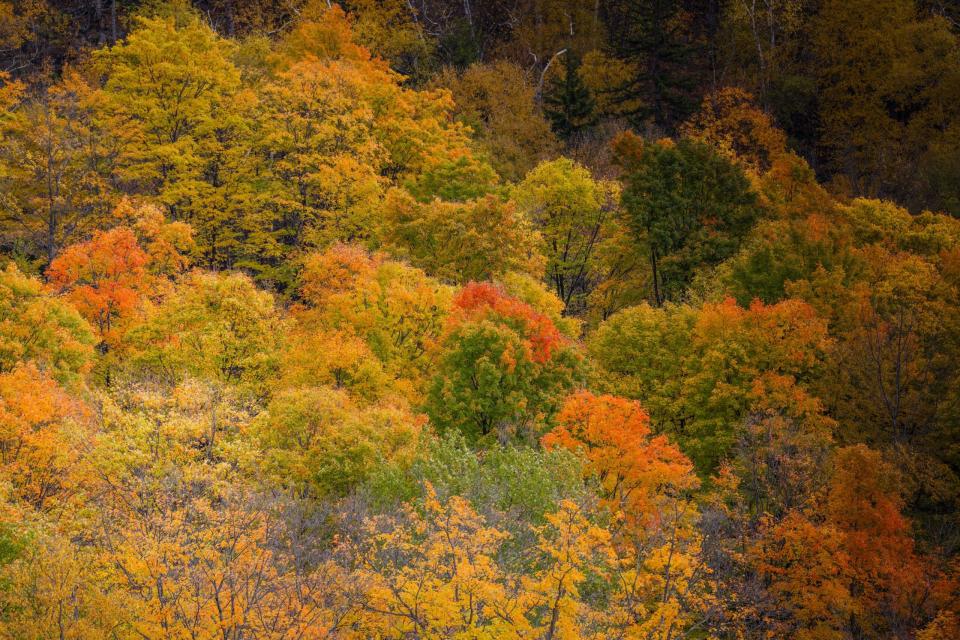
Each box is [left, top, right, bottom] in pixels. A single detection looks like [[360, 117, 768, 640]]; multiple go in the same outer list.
[[543, 391, 697, 531], [46, 226, 150, 348], [425, 281, 582, 444]]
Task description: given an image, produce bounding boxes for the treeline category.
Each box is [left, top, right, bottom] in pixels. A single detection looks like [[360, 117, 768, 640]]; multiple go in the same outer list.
[[5, 0, 960, 214], [1, 1, 960, 638]]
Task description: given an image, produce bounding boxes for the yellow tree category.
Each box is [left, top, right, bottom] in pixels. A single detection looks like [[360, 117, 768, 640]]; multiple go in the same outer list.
[[0, 70, 115, 264], [0, 261, 93, 382], [544, 392, 712, 638], [513, 158, 619, 310], [92, 6, 256, 271], [293, 244, 453, 397], [434, 60, 558, 182], [380, 188, 546, 283], [345, 486, 520, 637]]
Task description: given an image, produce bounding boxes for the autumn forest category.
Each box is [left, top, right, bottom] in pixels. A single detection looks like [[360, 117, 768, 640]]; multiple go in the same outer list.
[[1, 0, 960, 638]]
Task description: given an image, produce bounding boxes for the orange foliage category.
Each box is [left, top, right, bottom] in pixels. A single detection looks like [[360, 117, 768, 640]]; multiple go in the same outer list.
[[451, 281, 565, 363], [299, 243, 379, 307], [46, 227, 150, 344], [695, 296, 831, 372], [681, 87, 787, 174], [0, 363, 87, 508], [544, 391, 698, 533]]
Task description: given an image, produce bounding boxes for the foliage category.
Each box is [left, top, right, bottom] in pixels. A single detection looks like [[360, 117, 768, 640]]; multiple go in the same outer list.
[[1, 4, 959, 639], [616, 133, 764, 304], [381, 188, 546, 283], [0, 261, 93, 381], [513, 158, 618, 311], [436, 60, 558, 181], [425, 282, 583, 444], [590, 297, 830, 472]]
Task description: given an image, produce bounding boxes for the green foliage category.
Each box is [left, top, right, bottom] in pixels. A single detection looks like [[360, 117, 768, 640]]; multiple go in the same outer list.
[[590, 297, 830, 472], [366, 430, 589, 531], [402, 155, 499, 203], [513, 158, 617, 311], [126, 270, 283, 394], [544, 52, 597, 140], [425, 283, 584, 445], [618, 135, 764, 304]]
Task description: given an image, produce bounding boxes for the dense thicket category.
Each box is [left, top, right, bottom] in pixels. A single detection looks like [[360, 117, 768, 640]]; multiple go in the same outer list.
[[1, 1, 960, 638]]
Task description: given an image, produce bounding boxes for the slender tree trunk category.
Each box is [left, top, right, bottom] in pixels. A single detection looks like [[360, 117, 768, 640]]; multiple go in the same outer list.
[[650, 245, 662, 306]]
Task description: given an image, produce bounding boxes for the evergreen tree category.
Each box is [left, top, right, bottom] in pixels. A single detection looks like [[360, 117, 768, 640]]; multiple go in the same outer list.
[[543, 52, 596, 141]]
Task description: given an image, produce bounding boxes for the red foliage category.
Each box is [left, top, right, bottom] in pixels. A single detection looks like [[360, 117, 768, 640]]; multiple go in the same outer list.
[[450, 282, 564, 363]]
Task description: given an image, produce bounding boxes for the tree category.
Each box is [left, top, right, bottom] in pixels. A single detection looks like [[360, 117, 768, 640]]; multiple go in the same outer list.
[[254, 54, 386, 260], [425, 282, 583, 444], [250, 385, 423, 498], [543, 391, 698, 532], [46, 227, 150, 349], [543, 51, 597, 141], [825, 445, 930, 637], [513, 158, 618, 311], [126, 270, 283, 457], [0, 70, 115, 265], [543, 392, 713, 636], [616, 132, 763, 304], [380, 188, 545, 283], [599, 0, 713, 128], [0, 261, 93, 382], [680, 87, 788, 175], [590, 297, 831, 472], [734, 373, 836, 516], [435, 60, 558, 181], [92, 6, 255, 271], [293, 244, 453, 395], [128, 270, 283, 394], [0, 363, 88, 509], [345, 0, 436, 79], [751, 510, 853, 639]]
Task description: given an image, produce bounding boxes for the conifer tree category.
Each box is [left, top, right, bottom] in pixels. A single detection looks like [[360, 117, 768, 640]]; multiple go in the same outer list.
[[543, 52, 596, 141]]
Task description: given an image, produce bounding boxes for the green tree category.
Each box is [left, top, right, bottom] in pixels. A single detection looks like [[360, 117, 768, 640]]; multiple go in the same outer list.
[[616, 133, 763, 304], [590, 297, 830, 472], [425, 282, 583, 445], [543, 52, 596, 141]]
